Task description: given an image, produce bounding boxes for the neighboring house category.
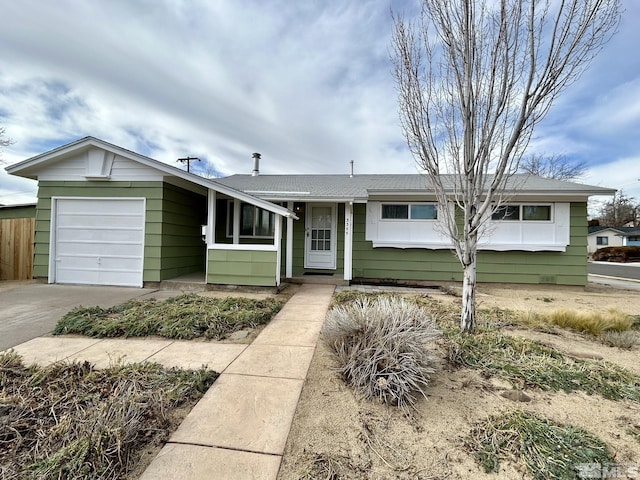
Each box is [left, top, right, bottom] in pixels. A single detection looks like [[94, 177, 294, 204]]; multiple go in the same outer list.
[[587, 226, 626, 253], [624, 230, 640, 246], [6, 137, 615, 288], [587, 226, 640, 253], [618, 228, 640, 247]]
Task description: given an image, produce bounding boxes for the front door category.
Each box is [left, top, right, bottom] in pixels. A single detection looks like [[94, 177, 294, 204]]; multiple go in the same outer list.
[[305, 203, 336, 269]]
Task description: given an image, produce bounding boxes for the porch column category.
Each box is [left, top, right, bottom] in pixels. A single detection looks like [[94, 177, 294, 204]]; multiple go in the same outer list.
[[344, 201, 353, 281], [286, 201, 293, 278], [207, 190, 216, 244], [274, 214, 283, 287], [233, 199, 240, 244]]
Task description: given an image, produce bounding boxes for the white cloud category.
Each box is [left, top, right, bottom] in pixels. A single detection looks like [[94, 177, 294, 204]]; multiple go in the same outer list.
[[0, 0, 638, 204]]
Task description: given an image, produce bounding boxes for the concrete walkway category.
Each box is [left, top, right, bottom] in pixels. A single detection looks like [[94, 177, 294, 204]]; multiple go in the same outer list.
[[139, 283, 334, 480], [3, 283, 334, 479], [8, 336, 248, 371]]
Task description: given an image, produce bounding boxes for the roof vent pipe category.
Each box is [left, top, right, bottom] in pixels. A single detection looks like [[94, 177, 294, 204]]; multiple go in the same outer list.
[[252, 152, 261, 176], [350, 160, 354, 178]]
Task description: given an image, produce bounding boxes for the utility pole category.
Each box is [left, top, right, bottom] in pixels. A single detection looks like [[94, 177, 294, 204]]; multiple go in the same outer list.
[[177, 156, 200, 172]]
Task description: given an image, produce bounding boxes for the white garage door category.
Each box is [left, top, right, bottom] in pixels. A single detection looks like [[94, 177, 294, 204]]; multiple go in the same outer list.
[[53, 198, 145, 287]]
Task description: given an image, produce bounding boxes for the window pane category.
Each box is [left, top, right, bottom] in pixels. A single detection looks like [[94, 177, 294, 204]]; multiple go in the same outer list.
[[228, 201, 234, 235], [255, 209, 274, 236], [410, 204, 437, 219], [382, 204, 409, 219], [523, 205, 551, 221], [596, 236, 608, 245], [491, 205, 520, 221], [312, 207, 332, 228], [240, 204, 254, 236]]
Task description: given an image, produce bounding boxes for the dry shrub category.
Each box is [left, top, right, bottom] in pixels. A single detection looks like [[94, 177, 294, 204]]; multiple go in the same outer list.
[[601, 330, 640, 349], [0, 354, 216, 479], [322, 296, 440, 414], [545, 308, 632, 336], [592, 246, 640, 262]]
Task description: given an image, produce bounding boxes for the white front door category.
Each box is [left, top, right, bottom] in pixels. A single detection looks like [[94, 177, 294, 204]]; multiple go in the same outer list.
[[52, 198, 145, 287], [305, 203, 337, 269]]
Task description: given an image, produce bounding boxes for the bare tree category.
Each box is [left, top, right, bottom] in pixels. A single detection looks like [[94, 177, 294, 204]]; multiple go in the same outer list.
[[596, 191, 639, 227], [0, 127, 13, 164], [392, 0, 620, 332], [519, 153, 587, 181]]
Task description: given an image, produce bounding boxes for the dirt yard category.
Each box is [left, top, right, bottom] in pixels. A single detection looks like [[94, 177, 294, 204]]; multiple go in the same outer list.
[[278, 282, 640, 480]]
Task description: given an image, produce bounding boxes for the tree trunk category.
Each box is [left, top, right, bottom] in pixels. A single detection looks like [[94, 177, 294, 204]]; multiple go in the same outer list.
[[460, 253, 477, 333]]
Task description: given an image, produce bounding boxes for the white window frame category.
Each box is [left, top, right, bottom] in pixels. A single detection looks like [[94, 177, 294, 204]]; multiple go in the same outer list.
[[491, 204, 554, 223], [226, 201, 276, 239], [380, 202, 438, 221]]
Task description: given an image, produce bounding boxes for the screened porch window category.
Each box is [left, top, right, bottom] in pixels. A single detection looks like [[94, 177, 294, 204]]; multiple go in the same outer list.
[[227, 202, 275, 238]]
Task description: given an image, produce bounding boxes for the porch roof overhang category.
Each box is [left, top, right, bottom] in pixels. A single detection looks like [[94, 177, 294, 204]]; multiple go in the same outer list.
[[6, 136, 297, 220]]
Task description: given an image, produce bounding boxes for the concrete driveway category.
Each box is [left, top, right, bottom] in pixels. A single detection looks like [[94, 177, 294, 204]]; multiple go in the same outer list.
[[0, 282, 166, 351]]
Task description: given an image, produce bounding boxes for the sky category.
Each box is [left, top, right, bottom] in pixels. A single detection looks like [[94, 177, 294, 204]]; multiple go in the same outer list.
[[1, 0, 639, 214]]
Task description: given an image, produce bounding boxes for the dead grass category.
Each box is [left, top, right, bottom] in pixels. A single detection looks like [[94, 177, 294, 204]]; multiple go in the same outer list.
[[0, 351, 216, 479], [544, 308, 632, 335], [53, 294, 283, 340], [600, 330, 640, 349], [445, 326, 640, 401], [468, 410, 613, 480]]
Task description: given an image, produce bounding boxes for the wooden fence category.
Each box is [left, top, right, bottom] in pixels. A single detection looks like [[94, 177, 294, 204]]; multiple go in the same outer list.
[[0, 218, 35, 280]]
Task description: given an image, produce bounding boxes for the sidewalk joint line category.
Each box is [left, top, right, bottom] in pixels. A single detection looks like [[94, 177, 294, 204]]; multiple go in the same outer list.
[[221, 372, 308, 381], [142, 339, 176, 362], [166, 441, 282, 457]]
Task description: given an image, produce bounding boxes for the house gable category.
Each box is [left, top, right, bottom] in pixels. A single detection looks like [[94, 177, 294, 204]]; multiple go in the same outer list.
[[31, 147, 165, 182]]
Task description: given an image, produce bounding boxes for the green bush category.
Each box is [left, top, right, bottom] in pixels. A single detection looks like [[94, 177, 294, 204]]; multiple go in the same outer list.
[[322, 296, 441, 414]]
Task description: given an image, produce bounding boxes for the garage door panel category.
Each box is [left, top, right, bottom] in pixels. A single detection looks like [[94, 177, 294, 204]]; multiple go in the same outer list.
[[56, 242, 143, 257], [57, 214, 144, 228], [58, 255, 142, 269], [56, 268, 100, 285], [98, 270, 142, 287], [54, 199, 145, 287], [57, 229, 143, 243], [57, 199, 142, 214]]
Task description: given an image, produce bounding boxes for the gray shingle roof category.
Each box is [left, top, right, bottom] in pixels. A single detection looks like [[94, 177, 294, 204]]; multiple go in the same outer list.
[[588, 226, 640, 236], [216, 174, 615, 201]]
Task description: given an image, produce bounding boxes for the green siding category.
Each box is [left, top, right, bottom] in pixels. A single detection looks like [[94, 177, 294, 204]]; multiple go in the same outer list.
[[287, 203, 344, 275], [159, 183, 206, 280], [34, 181, 206, 283], [207, 248, 277, 286], [0, 205, 36, 219], [351, 202, 588, 286]]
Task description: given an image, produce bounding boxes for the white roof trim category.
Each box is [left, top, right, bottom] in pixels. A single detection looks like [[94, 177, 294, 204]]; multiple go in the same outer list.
[[6, 137, 297, 219]]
